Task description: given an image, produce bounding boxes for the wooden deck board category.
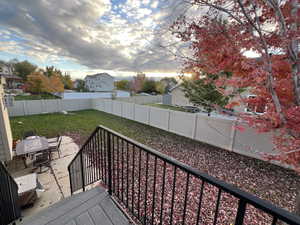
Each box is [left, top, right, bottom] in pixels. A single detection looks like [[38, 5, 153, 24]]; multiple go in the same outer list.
[[20, 187, 130, 225]]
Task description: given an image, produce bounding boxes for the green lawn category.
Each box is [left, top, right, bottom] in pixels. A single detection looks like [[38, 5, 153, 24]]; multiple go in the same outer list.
[[14, 93, 60, 101], [145, 103, 188, 112], [10, 110, 172, 144]]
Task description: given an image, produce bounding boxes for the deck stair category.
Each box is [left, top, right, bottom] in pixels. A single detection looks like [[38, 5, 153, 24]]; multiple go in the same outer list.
[[19, 187, 130, 225]]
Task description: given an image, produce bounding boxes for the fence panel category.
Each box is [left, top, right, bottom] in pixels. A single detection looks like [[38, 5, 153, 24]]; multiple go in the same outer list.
[[134, 105, 149, 124], [149, 107, 169, 130], [195, 115, 235, 150], [169, 111, 196, 138], [122, 102, 134, 120], [232, 122, 275, 159], [112, 101, 123, 117], [25, 100, 43, 115]]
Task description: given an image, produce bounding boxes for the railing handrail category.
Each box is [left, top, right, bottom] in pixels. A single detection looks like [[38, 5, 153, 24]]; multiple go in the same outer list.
[[68, 125, 300, 225]]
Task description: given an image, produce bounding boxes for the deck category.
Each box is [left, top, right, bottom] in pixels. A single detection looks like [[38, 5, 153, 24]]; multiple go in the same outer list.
[[20, 187, 130, 225]]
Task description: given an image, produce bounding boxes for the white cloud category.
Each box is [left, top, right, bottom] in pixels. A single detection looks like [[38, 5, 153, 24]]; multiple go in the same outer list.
[[0, 0, 190, 74]]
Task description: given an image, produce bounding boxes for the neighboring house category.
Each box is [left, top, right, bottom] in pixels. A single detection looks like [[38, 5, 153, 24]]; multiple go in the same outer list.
[[170, 83, 256, 113], [170, 84, 193, 106], [85, 73, 114, 92], [0, 63, 22, 89], [1, 74, 23, 89], [0, 76, 13, 162], [0, 63, 14, 74]]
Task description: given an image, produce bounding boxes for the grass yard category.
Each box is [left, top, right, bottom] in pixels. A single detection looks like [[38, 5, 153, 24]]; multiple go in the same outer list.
[[10, 109, 167, 144], [10, 109, 300, 216], [14, 93, 60, 101], [145, 103, 188, 112]]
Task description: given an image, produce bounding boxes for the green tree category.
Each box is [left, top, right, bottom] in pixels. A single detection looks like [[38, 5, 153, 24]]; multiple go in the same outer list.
[[160, 77, 177, 93], [13, 60, 37, 80], [141, 79, 157, 93], [115, 80, 130, 91], [181, 73, 229, 113], [155, 81, 166, 94], [75, 79, 87, 92], [60, 73, 73, 89], [44, 66, 62, 77]]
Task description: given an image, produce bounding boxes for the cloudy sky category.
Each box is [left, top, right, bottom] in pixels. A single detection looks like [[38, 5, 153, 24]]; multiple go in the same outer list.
[[0, 0, 189, 79]]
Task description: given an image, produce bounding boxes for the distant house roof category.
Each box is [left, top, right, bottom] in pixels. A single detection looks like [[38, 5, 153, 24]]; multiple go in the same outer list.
[[169, 83, 182, 92], [0, 74, 22, 80], [85, 73, 114, 80]]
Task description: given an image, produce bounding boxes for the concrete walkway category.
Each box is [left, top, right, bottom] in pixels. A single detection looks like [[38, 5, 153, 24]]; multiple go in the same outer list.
[[8, 136, 80, 220]]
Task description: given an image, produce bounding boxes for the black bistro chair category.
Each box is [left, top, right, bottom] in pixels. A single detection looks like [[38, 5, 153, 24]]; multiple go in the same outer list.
[[33, 152, 50, 173], [23, 130, 37, 139], [48, 137, 62, 160]]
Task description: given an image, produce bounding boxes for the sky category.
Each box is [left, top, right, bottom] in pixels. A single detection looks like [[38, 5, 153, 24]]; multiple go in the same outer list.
[[0, 0, 189, 79]]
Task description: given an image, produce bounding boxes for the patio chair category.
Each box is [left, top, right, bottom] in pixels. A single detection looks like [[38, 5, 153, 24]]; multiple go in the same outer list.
[[47, 135, 60, 144], [23, 130, 37, 139], [33, 152, 50, 173], [48, 137, 62, 159]]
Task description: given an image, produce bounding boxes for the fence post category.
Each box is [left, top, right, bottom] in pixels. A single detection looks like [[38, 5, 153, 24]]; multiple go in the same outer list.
[[107, 132, 113, 195], [80, 153, 85, 192], [230, 120, 237, 151]]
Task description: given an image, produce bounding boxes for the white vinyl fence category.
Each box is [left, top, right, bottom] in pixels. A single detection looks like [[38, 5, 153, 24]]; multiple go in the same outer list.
[[8, 97, 280, 167], [8, 95, 163, 117], [92, 99, 277, 164]]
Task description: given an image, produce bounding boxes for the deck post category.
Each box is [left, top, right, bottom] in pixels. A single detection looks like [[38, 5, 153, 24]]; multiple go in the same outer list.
[[107, 132, 113, 195]]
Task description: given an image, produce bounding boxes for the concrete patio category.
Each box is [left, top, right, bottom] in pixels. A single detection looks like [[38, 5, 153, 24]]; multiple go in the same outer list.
[[7, 136, 81, 220]]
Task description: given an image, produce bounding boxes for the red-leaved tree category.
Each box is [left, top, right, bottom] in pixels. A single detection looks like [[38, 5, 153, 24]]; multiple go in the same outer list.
[[171, 0, 300, 214]]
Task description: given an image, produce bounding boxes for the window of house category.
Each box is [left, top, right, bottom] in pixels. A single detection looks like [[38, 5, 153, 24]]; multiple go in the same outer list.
[[245, 95, 266, 114]]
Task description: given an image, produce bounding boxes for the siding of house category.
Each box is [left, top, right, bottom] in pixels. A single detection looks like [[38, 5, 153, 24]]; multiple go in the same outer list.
[[0, 82, 13, 161], [171, 86, 193, 106], [85, 74, 114, 92]]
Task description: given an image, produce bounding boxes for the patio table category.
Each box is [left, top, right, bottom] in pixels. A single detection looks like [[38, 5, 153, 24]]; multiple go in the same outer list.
[[15, 136, 50, 168], [16, 136, 49, 156]]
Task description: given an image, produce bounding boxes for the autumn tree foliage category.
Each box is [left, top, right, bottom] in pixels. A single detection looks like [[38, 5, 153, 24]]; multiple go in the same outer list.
[[25, 71, 64, 93], [49, 73, 64, 93], [25, 72, 52, 93], [171, 0, 300, 213]]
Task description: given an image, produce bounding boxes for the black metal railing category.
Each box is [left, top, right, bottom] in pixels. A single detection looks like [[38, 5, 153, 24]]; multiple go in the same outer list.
[[68, 126, 300, 225], [0, 162, 21, 225]]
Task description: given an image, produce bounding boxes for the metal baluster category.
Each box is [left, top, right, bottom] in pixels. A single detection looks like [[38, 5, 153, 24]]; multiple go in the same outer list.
[[117, 136, 120, 199], [182, 173, 190, 225], [131, 145, 135, 215], [151, 156, 158, 225], [126, 142, 129, 208], [271, 216, 278, 225], [159, 161, 167, 225], [234, 199, 247, 225], [121, 138, 124, 202], [137, 148, 142, 219], [112, 134, 115, 193], [169, 166, 177, 225], [99, 130, 104, 182], [213, 189, 222, 225], [80, 152, 85, 192], [196, 180, 205, 225], [144, 152, 149, 224], [107, 132, 112, 195]]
